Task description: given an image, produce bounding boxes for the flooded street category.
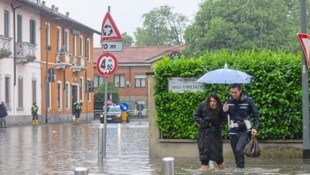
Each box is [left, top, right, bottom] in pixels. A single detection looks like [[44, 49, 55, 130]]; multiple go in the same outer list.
[[0, 120, 309, 175]]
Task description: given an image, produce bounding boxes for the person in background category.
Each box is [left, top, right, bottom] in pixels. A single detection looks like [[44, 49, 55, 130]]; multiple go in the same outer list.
[[73, 101, 83, 123], [194, 93, 226, 171], [0, 101, 8, 128], [223, 83, 259, 172], [31, 102, 39, 125]]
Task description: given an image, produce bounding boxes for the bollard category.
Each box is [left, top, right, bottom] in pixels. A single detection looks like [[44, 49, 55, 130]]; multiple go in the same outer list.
[[74, 167, 88, 175], [163, 157, 175, 175], [98, 124, 104, 163]]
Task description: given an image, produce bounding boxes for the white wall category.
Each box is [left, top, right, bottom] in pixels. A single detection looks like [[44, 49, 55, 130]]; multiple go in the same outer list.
[[0, 0, 42, 117]]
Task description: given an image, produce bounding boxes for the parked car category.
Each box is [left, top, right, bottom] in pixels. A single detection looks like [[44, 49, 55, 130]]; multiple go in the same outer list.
[[104, 105, 130, 123]]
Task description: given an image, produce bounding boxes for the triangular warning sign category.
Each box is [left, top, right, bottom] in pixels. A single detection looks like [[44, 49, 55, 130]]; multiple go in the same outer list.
[[101, 12, 122, 42], [297, 33, 310, 68]]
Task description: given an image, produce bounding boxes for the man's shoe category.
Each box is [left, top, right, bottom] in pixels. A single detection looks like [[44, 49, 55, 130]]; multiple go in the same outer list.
[[234, 168, 245, 173], [35, 119, 39, 125]]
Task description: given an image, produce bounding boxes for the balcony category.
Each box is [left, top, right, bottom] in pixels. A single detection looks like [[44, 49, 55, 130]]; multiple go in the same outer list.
[[0, 35, 12, 59], [71, 56, 87, 72], [15, 42, 36, 63], [56, 52, 72, 69]]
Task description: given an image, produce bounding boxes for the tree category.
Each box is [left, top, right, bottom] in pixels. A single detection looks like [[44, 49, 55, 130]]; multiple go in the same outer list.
[[134, 5, 188, 46], [94, 81, 119, 110], [183, 0, 297, 57], [122, 32, 134, 47]]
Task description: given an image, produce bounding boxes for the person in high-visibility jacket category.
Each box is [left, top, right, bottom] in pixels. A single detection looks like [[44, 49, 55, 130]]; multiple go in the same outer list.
[[31, 102, 39, 125], [73, 101, 83, 123]]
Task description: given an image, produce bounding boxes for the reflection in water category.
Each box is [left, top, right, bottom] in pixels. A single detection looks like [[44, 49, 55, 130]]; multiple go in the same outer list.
[[0, 121, 309, 175]]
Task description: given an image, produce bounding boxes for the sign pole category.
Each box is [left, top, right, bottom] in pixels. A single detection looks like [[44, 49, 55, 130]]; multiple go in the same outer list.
[[300, 0, 310, 163], [103, 77, 108, 158]]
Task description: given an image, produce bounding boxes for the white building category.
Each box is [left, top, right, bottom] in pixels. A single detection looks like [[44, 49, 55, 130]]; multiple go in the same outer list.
[[0, 0, 42, 120]]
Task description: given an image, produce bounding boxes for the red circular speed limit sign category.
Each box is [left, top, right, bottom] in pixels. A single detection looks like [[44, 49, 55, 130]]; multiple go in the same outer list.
[[96, 53, 118, 77]]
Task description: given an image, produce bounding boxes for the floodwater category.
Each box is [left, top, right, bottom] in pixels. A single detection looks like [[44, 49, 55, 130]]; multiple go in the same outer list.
[[0, 120, 309, 175]]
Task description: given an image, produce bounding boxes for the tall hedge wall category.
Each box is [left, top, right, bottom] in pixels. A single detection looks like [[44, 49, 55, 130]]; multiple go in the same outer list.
[[153, 50, 303, 140]]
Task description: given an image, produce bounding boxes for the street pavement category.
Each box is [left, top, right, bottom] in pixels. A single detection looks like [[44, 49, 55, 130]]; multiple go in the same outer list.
[[0, 120, 309, 175]]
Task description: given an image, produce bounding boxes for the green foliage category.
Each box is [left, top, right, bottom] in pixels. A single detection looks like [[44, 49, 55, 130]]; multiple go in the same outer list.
[[122, 32, 134, 47], [94, 83, 120, 110], [134, 5, 188, 46], [154, 50, 303, 140], [183, 0, 299, 57]]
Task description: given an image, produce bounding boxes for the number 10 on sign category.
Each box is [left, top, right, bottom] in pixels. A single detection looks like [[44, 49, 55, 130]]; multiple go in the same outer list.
[[96, 53, 118, 77]]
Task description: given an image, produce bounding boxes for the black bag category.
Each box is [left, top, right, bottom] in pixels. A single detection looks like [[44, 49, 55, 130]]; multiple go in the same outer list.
[[244, 136, 261, 158]]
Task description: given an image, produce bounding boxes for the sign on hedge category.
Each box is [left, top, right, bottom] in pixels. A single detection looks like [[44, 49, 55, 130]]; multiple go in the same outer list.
[[168, 77, 204, 93]]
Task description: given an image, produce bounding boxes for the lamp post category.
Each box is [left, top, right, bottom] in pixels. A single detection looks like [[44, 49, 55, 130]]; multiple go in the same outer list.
[[45, 22, 49, 123], [300, 0, 310, 163]]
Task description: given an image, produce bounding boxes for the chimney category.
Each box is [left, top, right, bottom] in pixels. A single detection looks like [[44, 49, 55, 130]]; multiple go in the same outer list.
[[42, 0, 45, 6], [55, 7, 58, 12], [66, 12, 69, 17], [51, 5, 55, 11]]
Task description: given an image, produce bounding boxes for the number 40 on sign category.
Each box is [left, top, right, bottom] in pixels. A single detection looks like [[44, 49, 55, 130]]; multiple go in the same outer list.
[[96, 52, 118, 77]]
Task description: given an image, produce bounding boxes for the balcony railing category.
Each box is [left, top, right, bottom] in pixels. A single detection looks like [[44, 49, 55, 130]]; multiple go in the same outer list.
[[15, 42, 36, 63], [56, 52, 72, 69], [71, 56, 87, 72], [0, 35, 12, 59]]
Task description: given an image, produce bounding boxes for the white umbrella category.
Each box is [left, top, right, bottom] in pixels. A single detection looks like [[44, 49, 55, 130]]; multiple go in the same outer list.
[[196, 64, 253, 84], [197, 63, 253, 130]]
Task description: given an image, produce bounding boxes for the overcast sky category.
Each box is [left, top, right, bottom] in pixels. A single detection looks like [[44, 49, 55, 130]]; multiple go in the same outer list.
[[45, 0, 202, 46]]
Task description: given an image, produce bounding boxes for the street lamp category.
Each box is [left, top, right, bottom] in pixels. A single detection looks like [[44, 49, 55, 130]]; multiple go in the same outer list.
[[300, 0, 310, 163], [45, 22, 50, 123]]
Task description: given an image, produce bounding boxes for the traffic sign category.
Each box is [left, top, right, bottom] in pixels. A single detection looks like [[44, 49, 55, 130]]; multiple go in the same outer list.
[[120, 103, 129, 112], [169, 51, 182, 60], [96, 53, 118, 77], [101, 12, 122, 42], [102, 41, 123, 52], [297, 33, 310, 68]]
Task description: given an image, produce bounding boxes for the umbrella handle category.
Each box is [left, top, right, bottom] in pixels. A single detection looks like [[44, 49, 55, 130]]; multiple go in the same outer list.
[[227, 114, 230, 131]]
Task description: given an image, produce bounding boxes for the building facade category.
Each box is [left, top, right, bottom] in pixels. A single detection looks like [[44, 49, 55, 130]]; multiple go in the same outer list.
[[93, 45, 185, 113], [0, 0, 99, 124]]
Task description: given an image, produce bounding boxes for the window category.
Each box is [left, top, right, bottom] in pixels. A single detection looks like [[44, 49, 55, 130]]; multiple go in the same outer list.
[[65, 83, 70, 108], [18, 77, 23, 108], [30, 19, 36, 44], [56, 27, 61, 51], [94, 75, 104, 88], [46, 23, 51, 45], [79, 78, 83, 101], [73, 35, 76, 56], [64, 30, 69, 51], [4, 10, 9, 37], [114, 74, 125, 88], [32, 79, 37, 105], [79, 36, 83, 56], [135, 74, 146, 88], [86, 39, 90, 60], [5, 76, 10, 108], [17, 14, 22, 42], [57, 83, 62, 109]]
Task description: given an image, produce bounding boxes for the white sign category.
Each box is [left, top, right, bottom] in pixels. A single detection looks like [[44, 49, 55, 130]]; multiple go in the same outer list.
[[102, 41, 123, 52], [96, 53, 118, 77], [101, 12, 122, 42], [168, 77, 204, 93]]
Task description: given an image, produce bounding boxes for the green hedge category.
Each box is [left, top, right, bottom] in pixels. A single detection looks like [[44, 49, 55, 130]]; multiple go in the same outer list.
[[154, 50, 303, 140]]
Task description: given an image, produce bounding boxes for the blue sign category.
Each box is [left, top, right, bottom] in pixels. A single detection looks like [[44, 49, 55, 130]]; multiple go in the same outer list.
[[120, 103, 129, 112]]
